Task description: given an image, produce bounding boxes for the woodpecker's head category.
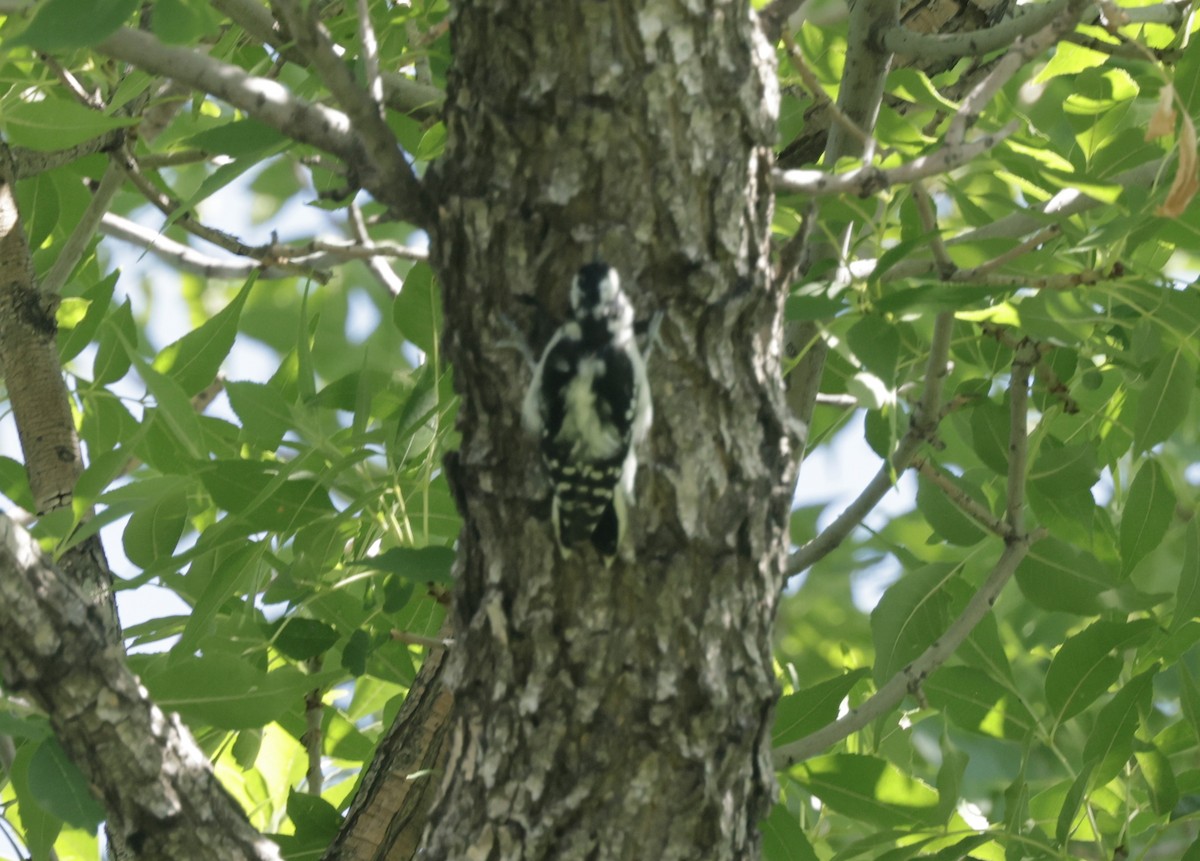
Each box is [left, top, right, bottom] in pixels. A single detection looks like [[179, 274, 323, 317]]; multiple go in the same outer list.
[[570, 262, 634, 336]]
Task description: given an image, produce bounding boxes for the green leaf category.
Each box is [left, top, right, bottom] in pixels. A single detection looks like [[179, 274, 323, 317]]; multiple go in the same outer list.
[[0, 456, 34, 513], [183, 118, 288, 157], [1120, 460, 1176, 576], [287, 790, 342, 844], [1027, 485, 1097, 548], [1082, 666, 1158, 785], [92, 298, 136, 385], [760, 802, 819, 861], [58, 272, 117, 363], [1131, 351, 1196, 454], [1034, 42, 1109, 84], [9, 742, 63, 860], [199, 460, 336, 533], [1029, 440, 1098, 498], [792, 754, 940, 827], [846, 316, 900, 384], [871, 564, 955, 685], [232, 728, 262, 770], [934, 732, 967, 824], [773, 669, 869, 746], [1044, 619, 1155, 725], [271, 617, 340, 661], [1055, 764, 1093, 847], [28, 737, 105, 832], [925, 665, 1035, 739], [141, 653, 328, 729], [1174, 520, 1200, 632], [342, 629, 371, 677], [11, 0, 138, 50], [17, 171, 59, 252], [1180, 666, 1200, 746], [153, 277, 253, 396], [176, 542, 258, 653], [393, 263, 442, 355], [915, 470, 987, 547], [968, 398, 1009, 475], [1016, 538, 1115, 614], [1, 97, 136, 151], [122, 487, 188, 569], [226, 380, 293, 449], [152, 0, 223, 43], [1134, 742, 1178, 815], [357, 546, 456, 586]]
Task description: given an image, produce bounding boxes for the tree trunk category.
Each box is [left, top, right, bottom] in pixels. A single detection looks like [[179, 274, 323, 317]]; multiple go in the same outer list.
[[424, 2, 794, 858]]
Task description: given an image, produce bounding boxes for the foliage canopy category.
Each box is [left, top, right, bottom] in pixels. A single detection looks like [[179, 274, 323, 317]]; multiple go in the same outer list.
[[0, 1, 1198, 860]]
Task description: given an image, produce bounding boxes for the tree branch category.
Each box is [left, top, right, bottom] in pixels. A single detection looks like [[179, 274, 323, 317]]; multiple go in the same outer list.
[[39, 162, 125, 296], [781, 0, 899, 448], [94, 27, 432, 226], [945, 0, 1090, 146], [775, 120, 1018, 197], [775, 537, 1034, 765], [777, 343, 1040, 765], [881, 0, 1069, 60], [98, 213, 326, 281], [0, 516, 283, 860], [268, 0, 427, 222], [787, 311, 954, 576], [208, 0, 444, 119]]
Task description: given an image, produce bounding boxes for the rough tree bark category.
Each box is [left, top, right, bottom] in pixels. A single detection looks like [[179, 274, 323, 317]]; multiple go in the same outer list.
[[421, 1, 795, 858]]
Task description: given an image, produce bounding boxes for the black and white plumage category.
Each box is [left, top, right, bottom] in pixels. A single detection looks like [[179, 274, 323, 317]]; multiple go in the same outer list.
[[522, 262, 652, 560]]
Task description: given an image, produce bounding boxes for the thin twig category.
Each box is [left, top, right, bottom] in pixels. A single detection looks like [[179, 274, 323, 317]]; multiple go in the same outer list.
[[961, 224, 1062, 277], [391, 629, 453, 650], [910, 179, 955, 276], [95, 25, 432, 225], [1007, 342, 1037, 533], [98, 213, 329, 282], [38, 52, 102, 107], [303, 680, 324, 796], [139, 149, 213, 168], [40, 163, 125, 296], [348, 203, 406, 296]]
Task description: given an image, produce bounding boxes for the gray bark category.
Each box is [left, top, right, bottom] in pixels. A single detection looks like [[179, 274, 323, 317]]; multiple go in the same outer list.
[[422, 1, 795, 858]]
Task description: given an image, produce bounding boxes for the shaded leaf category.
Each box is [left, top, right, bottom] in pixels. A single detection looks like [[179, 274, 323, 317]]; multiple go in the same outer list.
[[1120, 460, 1176, 576], [760, 802, 819, 861], [28, 738, 105, 832], [1130, 351, 1196, 454], [1016, 538, 1115, 614], [1083, 666, 1158, 785], [793, 754, 940, 827], [13, 0, 138, 49], [773, 668, 869, 746], [871, 564, 955, 685], [1044, 619, 1155, 725]]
